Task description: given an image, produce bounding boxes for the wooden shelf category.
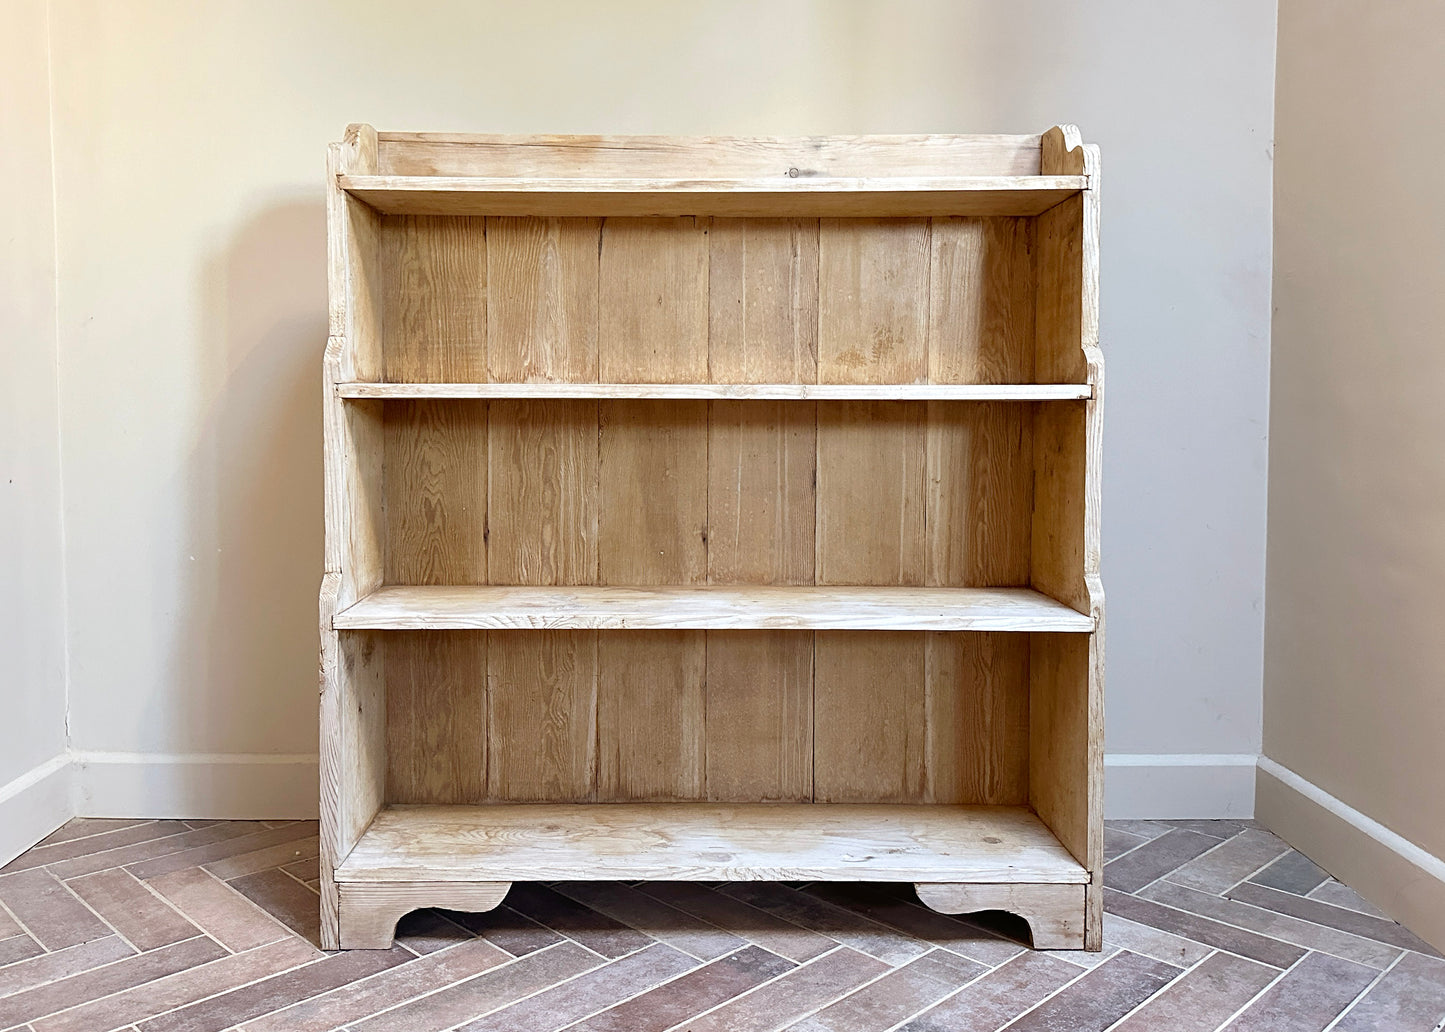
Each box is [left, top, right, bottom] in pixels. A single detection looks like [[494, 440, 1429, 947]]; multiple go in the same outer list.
[[338, 174, 1087, 218], [337, 381, 1092, 401], [335, 803, 1090, 884], [332, 585, 1095, 632]]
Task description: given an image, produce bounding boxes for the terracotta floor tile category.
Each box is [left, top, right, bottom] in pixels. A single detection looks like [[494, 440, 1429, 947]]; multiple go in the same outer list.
[[1102, 913, 1212, 968], [553, 881, 748, 960], [236, 937, 509, 1032], [144, 867, 299, 953], [1306, 880, 1388, 919], [44, 823, 257, 881], [568, 945, 795, 1032], [1104, 820, 1171, 842], [688, 947, 889, 1032], [0, 932, 43, 967], [504, 883, 654, 958], [1225, 881, 1439, 954], [802, 884, 1025, 966], [0, 935, 226, 1028], [2, 822, 192, 875], [36, 819, 154, 848], [1249, 850, 1330, 895], [32, 937, 321, 1032], [459, 942, 697, 1032], [439, 903, 566, 957], [1105, 827, 1149, 861], [1222, 951, 1377, 1031], [280, 855, 319, 884], [1111, 951, 1277, 1031], [1160, 819, 1251, 840], [901, 951, 1081, 1032], [0, 869, 112, 950], [1144, 881, 1400, 968], [1165, 828, 1291, 894], [0, 934, 133, 998], [1104, 889, 1305, 969], [995, 950, 1178, 1031], [347, 941, 601, 1032], [786, 948, 982, 1031], [136, 945, 410, 1032], [722, 883, 931, 965], [203, 835, 319, 881], [1333, 951, 1445, 1031], [637, 882, 838, 963], [66, 868, 200, 951], [1103, 830, 1221, 894], [228, 867, 321, 946], [126, 822, 317, 881]]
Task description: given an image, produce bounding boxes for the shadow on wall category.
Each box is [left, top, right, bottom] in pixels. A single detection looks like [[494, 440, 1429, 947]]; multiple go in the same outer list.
[[173, 200, 328, 781]]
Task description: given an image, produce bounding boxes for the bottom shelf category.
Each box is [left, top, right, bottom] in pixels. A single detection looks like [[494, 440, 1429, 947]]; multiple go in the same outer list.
[[335, 803, 1089, 885]]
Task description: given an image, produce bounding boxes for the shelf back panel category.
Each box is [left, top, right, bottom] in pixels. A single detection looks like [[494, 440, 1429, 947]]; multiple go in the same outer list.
[[381, 628, 1034, 807]]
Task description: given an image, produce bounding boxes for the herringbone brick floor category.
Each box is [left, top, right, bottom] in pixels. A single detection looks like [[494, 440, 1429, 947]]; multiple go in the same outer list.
[[0, 818, 1441, 1031]]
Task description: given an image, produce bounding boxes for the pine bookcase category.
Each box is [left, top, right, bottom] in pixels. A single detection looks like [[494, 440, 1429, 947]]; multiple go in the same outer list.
[[320, 124, 1103, 950]]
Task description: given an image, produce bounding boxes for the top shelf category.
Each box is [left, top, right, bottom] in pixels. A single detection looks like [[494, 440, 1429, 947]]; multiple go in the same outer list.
[[338, 174, 1088, 218], [336, 382, 1092, 401]]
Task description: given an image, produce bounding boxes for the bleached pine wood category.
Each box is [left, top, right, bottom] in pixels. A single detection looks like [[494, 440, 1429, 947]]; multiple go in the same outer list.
[[336, 381, 1092, 400], [913, 883, 1087, 949], [336, 804, 1089, 884], [333, 585, 1096, 632], [338, 881, 510, 950], [340, 174, 1087, 218], [324, 125, 1104, 951]]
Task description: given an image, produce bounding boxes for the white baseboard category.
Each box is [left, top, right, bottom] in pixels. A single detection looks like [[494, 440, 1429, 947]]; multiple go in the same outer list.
[[0, 754, 74, 867], [1257, 756, 1445, 953], [1104, 753, 1257, 819], [72, 752, 318, 820]]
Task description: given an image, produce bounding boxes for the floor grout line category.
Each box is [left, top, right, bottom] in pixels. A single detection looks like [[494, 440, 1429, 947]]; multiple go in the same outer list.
[[1318, 949, 1405, 1032]]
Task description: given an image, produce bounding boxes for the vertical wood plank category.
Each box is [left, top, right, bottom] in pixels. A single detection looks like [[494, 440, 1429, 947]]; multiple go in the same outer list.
[[486, 217, 600, 382], [815, 401, 926, 585], [597, 631, 705, 800], [384, 400, 488, 585], [707, 401, 815, 585], [598, 217, 709, 383], [597, 401, 708, 585], [929, 217, 1034, 384], [487, 399, 598, 585], [382, 215, 487, 381], [814, 631, 926, 802], [925, 401, 1033, 587], [487, 630, 597, 801], [817, 218, 930, 384], [924, 632, 1029, 804], [1031, 400, 1089, 612], [385, 630, 486, 804], [705, 631, 813, 802], [708, 218, 818, 383]]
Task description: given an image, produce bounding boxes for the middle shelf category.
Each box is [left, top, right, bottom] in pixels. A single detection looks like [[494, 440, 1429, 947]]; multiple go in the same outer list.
[[333, 584, 1096, 632], [336, 382, 1093, 401]]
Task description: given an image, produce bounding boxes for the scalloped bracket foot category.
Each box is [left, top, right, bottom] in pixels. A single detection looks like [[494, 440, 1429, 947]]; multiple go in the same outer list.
[[915, 882, 1088, 950], [338, 881, 511, 949]]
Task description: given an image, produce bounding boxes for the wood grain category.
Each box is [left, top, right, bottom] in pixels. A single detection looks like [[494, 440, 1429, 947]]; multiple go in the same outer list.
[[924, 632, 1029, 805], [337, 382, 1091, 400], [333, 585, 1096, 632], [598, 217, 708, 383], [385, 631, 486, 804], [337, 803, 1089, 883], [597, 401, 708, 586], [708, 218, 818, 383], [487, 630, 597, 802], [705, 631, 813, 801], [487, 399, 598, 586], [818, 219, 930, 384], [929, 217, 1035, 384], [382, 215, 486, 381], [485, 216, 599, 382], [814, 631, 926, 803], [597, 631, 706, 801], [383, 400, 487, 585], [913, 883, 1085, 949]]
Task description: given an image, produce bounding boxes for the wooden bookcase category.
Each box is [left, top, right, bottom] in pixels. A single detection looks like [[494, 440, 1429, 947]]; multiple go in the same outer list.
[[320, 125, 1103, 951]]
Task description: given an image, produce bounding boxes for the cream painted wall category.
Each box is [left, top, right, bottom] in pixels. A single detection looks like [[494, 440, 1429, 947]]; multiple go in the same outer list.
[[0, 0, 70, 833], [41, 0, 1277, 814], [1264, 0, 1445, 938]]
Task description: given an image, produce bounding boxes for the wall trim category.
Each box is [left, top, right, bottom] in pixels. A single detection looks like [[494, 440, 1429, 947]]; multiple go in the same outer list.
[[72, 751, 318, 820], [1257, 756, 1445, 952], [0, 754, 73, 867], [1104, 752, 1257, 819]]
